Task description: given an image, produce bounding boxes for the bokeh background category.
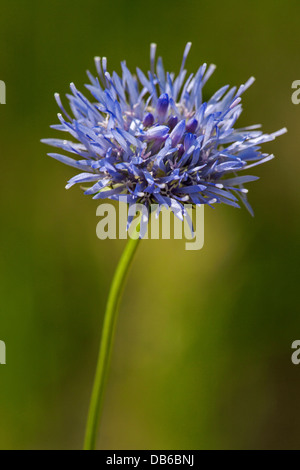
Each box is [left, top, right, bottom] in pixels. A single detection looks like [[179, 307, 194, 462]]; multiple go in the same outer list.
[[0, 0, 299, 450]]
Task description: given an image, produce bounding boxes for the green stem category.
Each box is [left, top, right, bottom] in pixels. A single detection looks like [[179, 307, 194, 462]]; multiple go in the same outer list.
[[84, 234, 141, 450]]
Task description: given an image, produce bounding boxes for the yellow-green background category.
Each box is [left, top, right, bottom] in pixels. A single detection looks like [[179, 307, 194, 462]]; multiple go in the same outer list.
[[0, 0, 299, 450]]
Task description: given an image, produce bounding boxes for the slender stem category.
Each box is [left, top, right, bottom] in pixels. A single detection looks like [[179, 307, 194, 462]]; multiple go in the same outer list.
[[84, 234, 141, 450]]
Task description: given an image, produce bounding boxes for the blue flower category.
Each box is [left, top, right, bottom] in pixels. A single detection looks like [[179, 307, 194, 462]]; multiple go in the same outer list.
[[42, 43, 286, 229]]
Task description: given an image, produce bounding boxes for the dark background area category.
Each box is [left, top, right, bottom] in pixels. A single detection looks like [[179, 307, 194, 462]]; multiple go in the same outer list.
[[0, 0, 299, 449]]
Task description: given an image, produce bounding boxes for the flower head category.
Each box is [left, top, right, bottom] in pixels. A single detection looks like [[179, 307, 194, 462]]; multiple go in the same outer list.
[[42, 43, 286, 229]]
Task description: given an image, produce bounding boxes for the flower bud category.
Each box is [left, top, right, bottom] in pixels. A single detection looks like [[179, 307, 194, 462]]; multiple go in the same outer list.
[[156, 93, 169, 122], [170, 119, 185, 146], [143, 112, 154, 128], [168, 115, 178, 130], [186, 118, 198, 133]]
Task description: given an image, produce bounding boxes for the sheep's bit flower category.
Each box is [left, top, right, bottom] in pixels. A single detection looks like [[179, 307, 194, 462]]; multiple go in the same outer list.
[[42, 43, 286, 231]]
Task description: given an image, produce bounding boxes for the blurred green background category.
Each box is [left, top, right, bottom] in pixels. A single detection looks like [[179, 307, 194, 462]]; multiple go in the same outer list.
[[0, 0, 299, 450]]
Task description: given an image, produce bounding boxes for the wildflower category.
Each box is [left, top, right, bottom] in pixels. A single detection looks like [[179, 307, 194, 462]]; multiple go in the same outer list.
[[43, 45, 287, 450], [42, 43, 286, 232]]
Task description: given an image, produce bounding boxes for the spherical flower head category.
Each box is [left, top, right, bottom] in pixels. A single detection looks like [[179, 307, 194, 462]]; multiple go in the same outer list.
[[42, 43, 286, 231]]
